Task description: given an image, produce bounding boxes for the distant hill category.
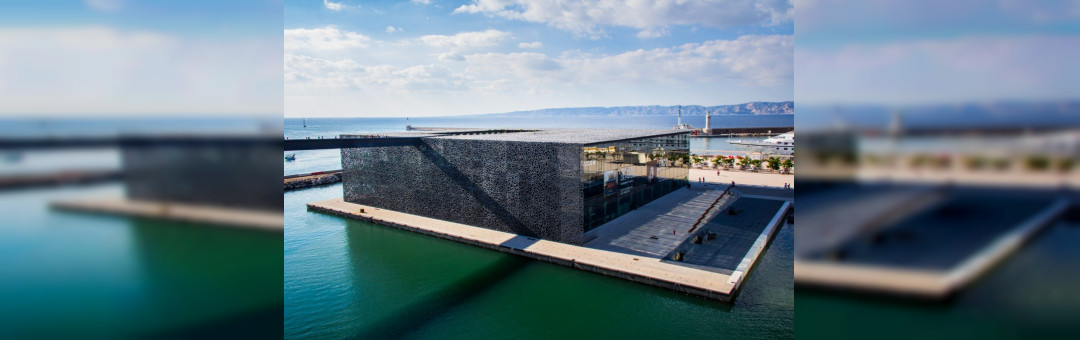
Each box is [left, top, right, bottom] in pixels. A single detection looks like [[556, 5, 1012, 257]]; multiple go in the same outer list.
[[481, 101, 794, 117]]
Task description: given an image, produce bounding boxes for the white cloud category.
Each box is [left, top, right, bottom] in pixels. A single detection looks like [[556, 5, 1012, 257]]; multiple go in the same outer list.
[[411, 0, 433, 5], [386, 26, 402, 33], [284, 27, 370, 50], [418, 29, 511, 51], [285, 54, 466, 93], [635, 27, 669, 39], [518, 41, 543, 49], [286, 34, 792, 94], [467, 34, 793, 86], [0, 27, 281, 115], [438, 52, 466, 61], [324, 0, 347, 11], [285, 32, 793, 116], [453, 0, 793, 38]]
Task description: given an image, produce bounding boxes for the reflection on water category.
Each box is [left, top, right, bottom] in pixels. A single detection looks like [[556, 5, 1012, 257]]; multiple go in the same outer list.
[[130, 219, 282, 337]]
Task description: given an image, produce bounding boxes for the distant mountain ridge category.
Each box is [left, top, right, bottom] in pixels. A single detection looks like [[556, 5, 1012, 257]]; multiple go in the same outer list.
[[481, 101, 794, 117]]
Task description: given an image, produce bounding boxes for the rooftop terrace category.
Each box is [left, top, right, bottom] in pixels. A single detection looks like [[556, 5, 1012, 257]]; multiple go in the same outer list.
[[432, 128, 686, 145], [332, 128, 688, 148]]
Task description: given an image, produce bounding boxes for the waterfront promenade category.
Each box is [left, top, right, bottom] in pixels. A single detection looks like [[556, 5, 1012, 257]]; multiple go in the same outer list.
[[308, 170, 795, 301], [690, 168, 795, 189], [52, 198, 284, 231], [307, 197, 742, 300]]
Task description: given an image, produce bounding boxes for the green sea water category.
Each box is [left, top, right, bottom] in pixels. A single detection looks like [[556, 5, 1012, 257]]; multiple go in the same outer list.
[[284, 184, 794, 339], [0, 183, 282, 338]]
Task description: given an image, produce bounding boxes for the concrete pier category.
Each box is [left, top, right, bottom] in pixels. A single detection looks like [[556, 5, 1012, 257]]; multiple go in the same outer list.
[[52, 198, 284, 231], [795, 197, 1070, 299], [307, 187, 792, 301]]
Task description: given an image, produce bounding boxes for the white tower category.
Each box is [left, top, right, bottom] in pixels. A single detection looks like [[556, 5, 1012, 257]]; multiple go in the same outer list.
[[704, 111, 712, 134], [677, 105, 682, 127]]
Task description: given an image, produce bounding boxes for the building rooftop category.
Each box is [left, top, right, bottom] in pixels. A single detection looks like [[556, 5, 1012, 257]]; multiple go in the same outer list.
[[339, 131, 448, 138], [430, 128, 687, 145]]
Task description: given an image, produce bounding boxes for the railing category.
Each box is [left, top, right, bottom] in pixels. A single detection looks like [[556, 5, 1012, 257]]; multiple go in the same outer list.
[[688, 185, 733, 234]]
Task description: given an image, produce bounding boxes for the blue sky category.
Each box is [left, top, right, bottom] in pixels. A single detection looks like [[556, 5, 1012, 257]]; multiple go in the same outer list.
[[284, 0, 795, 117], [0, 0, 282, 116]]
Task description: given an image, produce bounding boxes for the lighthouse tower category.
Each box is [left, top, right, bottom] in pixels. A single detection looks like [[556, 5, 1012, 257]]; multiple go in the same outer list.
[[704, 111, 712, 134]]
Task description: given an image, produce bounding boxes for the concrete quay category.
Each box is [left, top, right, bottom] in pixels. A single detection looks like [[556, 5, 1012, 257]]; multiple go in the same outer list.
[[795, 197, 1070, 299], [52, 198, 284, 231], [308, 181, 793, 301], [308, 197, 747, 301]]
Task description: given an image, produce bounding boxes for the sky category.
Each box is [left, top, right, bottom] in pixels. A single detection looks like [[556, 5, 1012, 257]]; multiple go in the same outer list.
[[284, 0, 795, 117], [0, 0, 283, 117], [795, 0, 1080, 106]]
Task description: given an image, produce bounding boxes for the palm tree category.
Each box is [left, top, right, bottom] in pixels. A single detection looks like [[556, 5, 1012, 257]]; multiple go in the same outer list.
[[722, 157, 735, 168], [1025, 155, 1050, 171], [1057, 157, 1075, 173], [781, 158, 794, 173], [749, 159, 763, 171], [766, 156, 781, 171], [739, 156, 751, 169]]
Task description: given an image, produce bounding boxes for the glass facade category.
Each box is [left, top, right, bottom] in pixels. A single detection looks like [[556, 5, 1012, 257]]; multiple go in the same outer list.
[[582, 133, 690, 232]]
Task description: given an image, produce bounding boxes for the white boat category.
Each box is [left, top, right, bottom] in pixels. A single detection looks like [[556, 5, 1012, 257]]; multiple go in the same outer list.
[[731, 131, 794, 154]]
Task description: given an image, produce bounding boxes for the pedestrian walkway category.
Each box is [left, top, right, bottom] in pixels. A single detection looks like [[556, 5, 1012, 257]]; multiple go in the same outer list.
[[664, 198, 787, 275], [307, 197, 740, 301], [584, 186, 735, 258]]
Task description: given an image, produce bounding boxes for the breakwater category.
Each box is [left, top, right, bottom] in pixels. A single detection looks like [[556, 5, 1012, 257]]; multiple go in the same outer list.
[[285, 170, 342, 191], [0, 170, 121, 190]]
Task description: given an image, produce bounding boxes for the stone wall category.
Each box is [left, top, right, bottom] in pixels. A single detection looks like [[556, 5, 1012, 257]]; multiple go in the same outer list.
[[342, 138, 584, 244], [284, 172, 342, 191], [122, 139, 282, 212]]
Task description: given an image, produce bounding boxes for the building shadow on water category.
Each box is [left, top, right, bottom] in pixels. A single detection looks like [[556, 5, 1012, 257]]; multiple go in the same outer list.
[[127, 219, 282, 337], [349, 255, 531, 339]]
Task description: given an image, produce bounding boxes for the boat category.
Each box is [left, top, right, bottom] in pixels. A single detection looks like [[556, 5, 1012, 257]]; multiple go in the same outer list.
[[284, 153, 296, 161], [731, 131, 794, 154]]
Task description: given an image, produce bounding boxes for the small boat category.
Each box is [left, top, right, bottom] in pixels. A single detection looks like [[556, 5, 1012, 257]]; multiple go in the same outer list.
[[284, 153, 296, 161]]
